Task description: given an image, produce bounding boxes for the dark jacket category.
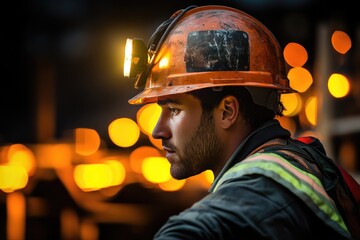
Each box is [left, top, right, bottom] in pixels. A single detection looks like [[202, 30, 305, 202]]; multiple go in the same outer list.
[[154, 120, 351, 240]]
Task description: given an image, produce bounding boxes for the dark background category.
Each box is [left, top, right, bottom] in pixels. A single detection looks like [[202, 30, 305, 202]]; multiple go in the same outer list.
[[0, 1, 359, 239], [1, 0, 358, 145]]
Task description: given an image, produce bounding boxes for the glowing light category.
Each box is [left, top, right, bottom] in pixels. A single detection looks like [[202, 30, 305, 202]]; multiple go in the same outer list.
[[158, 178, 186, 191], [283, 42, 308, 67], [7, 144, 36, 176], [0, 164, 28, 192], [129, 146, 161, 173], [148, 134, 163, 150], [74, 163, 113, 191], [7, 192, 26, 240], [276, 116, 297, 136], [328, 73, 350, 98], [108, 118, 140, 147], [305, 96, 317, 126], [142, 157, 171, 183], [104, 160, 126, 186], [123, 38, 133, 77], [288, 67, 313, 93], [75, 128, 101, 156], [137, 103, 162, 136], [280, 93, 302, 117], [203, 170, 214, 184], [35, 144, 72, 169], [331, 30, 352, 54], [159, 56, 169, 69]]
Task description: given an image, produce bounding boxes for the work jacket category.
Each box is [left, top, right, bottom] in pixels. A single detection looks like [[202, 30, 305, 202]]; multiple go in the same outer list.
[[154, 119, 352, 240]]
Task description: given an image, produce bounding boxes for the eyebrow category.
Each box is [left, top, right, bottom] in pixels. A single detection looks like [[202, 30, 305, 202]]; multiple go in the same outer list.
[[157, 98, 181, 106]]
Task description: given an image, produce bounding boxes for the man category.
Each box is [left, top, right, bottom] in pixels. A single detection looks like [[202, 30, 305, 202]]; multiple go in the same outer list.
[[125, 5, 355, 239]]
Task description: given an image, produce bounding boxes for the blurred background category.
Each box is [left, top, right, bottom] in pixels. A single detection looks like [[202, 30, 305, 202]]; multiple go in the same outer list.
[[0, 0, 359, 239]]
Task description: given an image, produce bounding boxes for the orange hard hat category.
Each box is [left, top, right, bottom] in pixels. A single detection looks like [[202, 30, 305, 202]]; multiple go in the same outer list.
[[128, 5, 294, 105]]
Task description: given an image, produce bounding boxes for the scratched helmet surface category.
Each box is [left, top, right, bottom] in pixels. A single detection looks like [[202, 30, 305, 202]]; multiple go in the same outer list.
[[129, 5, 294, 105]]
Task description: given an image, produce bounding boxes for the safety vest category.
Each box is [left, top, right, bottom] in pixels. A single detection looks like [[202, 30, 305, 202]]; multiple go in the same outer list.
[[212, 152, 351, 239]]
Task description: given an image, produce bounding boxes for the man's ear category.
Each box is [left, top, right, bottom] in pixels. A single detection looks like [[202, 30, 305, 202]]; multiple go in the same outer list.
[[219, 96, 239, 129]]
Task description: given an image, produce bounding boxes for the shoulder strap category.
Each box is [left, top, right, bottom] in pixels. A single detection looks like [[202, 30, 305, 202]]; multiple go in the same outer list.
[[212, 152, 351, 238], [259, 137, 360, 240]]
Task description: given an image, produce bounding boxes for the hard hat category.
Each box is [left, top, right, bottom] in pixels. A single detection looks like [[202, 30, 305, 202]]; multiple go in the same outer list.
[[126, 5, 295, 105]]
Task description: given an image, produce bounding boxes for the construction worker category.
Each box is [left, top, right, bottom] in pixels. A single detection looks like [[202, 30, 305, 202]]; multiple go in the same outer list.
[[125, 5, 357, 239]]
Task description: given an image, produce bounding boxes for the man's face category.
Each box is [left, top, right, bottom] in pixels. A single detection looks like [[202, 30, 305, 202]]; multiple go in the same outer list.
[[152, 93, 222, 180]]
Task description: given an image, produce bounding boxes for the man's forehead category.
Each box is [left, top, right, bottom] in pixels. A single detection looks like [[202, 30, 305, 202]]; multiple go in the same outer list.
[[157, 93, 197, 105]]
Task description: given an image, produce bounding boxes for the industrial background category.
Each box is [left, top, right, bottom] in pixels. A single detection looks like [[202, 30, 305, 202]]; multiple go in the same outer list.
[[1, 0, 359, 239]]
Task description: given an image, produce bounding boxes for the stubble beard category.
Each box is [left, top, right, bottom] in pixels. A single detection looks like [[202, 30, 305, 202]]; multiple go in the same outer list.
[[171, 111, 222, 179]]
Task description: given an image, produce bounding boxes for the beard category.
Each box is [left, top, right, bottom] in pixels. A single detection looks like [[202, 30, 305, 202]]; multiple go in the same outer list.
[[166, 111, 222, 179]]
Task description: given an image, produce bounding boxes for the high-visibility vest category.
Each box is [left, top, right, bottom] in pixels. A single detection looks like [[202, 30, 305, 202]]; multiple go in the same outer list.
[[212, 152, 351, 239]]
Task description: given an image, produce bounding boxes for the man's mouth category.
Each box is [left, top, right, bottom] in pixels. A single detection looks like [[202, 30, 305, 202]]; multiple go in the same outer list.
[[162, 144, 176, 159]]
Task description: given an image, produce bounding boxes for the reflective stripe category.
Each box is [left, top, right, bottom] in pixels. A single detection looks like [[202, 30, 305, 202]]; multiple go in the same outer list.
[[212, 152, 350, 238]]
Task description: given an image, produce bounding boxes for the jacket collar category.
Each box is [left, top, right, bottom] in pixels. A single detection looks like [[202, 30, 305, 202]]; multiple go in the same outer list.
[[209, 119, 291, 192]]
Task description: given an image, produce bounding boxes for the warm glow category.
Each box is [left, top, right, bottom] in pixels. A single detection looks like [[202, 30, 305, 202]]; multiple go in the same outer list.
[[104, 160, 126, 186], [7, 192, 26, 240], [137, 103, 162, 136], [203, 170, 214, 184], [328, 73, 350, 98], [280, 93, 302, 117], [276, 116, 297, 136], [288, 67, 313, 92], [142, 157, 171, 183], [35, 144, 72, 168], [331, 30, 352, 54], [74, 163, 113, 191], [108, 118, 140, 147], [7, 144, 36, 176], [75, 128, 101, 156], [283, 42, 308, 67], [305, 96, 317, 126], [148, 134, 163, 150], [158, 178, 186, 191], [0, 164, 28, 192], [80, 219, 99, 240], [159, 56, 169, 69], [123, 38, 133, 77], [129, 146, 161, 173]]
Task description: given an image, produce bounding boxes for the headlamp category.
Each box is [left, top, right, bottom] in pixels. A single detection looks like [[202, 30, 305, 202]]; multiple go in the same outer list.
[[123, 38, 148, 87], [124, 5, 198, 89]]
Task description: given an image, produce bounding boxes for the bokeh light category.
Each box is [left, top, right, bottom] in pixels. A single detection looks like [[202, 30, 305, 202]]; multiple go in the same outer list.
[[6, 144, 36, 176], [331, 30, 352, 54], [276, 116, 297, 136], [280, 93, 302, 117], [108, 118, 140, 147], [158, 178, 186, 191], [142, 157, 171, 183], [137, 103, 162, 136], [283, 42, 308, 67], [148, 134, 163, 150], [305, 96, 318, 126], [328, 73, 350, 98], [104, 159, 126, 186], [129, 146, 162, 173], [75, 128, 101, 156], [203, 170, 214, 184], [288, 67, 313, 93], [0, 164, 28, 192], [74, 163, 113, 191]]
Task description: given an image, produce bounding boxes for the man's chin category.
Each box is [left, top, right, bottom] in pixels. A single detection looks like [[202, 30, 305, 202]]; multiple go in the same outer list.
[[170, 166, 190, 180]]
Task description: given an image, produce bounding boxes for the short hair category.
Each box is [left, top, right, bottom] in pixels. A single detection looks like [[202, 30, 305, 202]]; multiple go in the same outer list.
[[189, 86, 283, 131]]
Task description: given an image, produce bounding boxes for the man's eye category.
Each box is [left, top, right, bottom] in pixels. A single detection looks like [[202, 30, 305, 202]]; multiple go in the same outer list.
[[168, 107, 180, 115]]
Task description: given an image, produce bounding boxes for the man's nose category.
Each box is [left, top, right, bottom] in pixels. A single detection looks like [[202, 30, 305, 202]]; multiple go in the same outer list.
[[152, 114, 171, 140]]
